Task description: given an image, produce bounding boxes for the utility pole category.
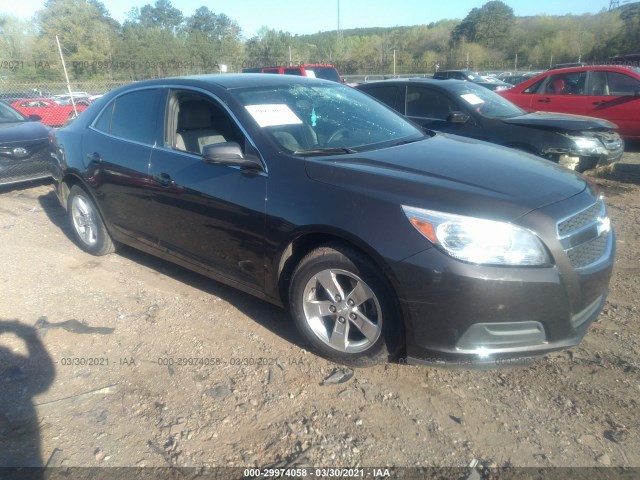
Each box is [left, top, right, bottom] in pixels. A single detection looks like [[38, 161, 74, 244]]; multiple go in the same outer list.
[[337, 0, 343, 47]]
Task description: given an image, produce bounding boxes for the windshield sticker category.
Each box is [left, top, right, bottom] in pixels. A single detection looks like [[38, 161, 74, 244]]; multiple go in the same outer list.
[[245, 104, 303, 127], [460, 93, 485, 105]]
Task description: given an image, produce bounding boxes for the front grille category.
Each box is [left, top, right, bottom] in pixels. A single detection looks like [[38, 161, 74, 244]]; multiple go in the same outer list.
[[557, 198, 610, 270], [567, 234, 608, 269], [0, 141, 51, 185], [558, 201, 601, 237]]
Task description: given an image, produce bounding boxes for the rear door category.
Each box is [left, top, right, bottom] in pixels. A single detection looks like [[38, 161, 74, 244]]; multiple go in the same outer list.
[[584, 69, 640, 138], [84, 87, 163, 244]]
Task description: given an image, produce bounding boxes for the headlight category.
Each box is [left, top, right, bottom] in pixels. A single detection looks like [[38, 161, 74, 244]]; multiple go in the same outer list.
[[564, 135, 605, 154], [402, 206, 550, 266]]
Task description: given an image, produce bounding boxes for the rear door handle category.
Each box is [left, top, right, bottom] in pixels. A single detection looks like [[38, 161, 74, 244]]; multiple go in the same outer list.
[[537, 98, 551, 103], [592, 100, 607, 105]]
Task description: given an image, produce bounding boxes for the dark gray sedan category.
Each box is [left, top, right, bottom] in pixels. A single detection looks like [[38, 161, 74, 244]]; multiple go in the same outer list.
[[49, 74, 615, 367]]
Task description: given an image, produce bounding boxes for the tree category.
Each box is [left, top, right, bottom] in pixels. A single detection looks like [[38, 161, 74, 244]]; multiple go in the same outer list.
[[35, 0, 120, 80], [138, 0, 183, 31], [184, 7, 243, 72], [451, 1, 515, 50]]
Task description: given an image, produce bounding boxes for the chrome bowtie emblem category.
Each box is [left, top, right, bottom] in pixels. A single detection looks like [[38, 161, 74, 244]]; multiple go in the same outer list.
[[11, 147, 29, 158]]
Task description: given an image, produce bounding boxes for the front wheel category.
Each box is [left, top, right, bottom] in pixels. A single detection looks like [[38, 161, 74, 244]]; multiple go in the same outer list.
[[289, 244, 403, 366], [67, 185, 116, 256]]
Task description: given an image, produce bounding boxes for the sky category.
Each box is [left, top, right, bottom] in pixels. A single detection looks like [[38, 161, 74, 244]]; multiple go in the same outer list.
[[1, 0, 612, 38]]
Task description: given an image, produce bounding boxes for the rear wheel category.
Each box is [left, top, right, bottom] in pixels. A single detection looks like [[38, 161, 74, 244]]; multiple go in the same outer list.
[[67, 185, 116, 256], [289, 244, 402, 366]]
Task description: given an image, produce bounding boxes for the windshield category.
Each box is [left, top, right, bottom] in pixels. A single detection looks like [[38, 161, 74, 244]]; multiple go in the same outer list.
[[449, 81, 525, 119], [0, 101, 27, 123], [235, 82, 425, 153]]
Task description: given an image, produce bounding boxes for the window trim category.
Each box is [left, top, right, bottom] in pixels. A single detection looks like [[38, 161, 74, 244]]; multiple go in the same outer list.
[[89, 86, 163, 148], [155, 85, 268, 174]]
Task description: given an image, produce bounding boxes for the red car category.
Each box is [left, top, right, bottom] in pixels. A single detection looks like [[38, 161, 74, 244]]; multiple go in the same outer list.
[[11, 98, 87, 127], [498, 65, 640, 139]]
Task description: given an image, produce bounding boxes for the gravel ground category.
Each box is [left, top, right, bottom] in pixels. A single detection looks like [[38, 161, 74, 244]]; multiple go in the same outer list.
[[0, 150, 639, 475]]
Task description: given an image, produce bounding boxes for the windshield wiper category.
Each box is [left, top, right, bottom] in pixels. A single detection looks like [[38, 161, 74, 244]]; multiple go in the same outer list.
[[293, 147, 359, 156], [389, 137, 424, 147]]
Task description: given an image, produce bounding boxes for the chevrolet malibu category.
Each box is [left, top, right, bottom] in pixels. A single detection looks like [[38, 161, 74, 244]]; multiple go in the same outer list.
[[50, 75, 615, 366]]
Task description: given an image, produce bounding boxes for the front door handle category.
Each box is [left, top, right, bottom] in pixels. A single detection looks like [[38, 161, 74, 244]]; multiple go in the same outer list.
[[537, 98, 551, 103], [86, 152, 101, 163], [155, 172, 175, 187]]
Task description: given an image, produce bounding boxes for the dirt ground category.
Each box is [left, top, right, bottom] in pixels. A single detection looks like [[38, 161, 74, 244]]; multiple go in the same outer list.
[[0, 150, 639, 475]]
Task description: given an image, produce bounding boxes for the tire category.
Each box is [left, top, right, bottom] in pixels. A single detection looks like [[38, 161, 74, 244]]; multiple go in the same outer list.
[[289, 243, 403, 366], [67, 185, 116, 256]]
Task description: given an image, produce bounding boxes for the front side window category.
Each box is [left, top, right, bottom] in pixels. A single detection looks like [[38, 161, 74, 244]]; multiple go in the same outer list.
[[235, 82, 424, 154], [94, 89, 160, 145], [542, 72, 587, 95], [406, 87, 457, 120], [168, 91, 246, 156]]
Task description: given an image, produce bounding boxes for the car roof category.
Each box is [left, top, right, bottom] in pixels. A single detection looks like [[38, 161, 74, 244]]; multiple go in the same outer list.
[[12, 97, 54, 102], [108, 74, 336, 94], [357, 78, 468, 88], [542, 65, 640, 75]]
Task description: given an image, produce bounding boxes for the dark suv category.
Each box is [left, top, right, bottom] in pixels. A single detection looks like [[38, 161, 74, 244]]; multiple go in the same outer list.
[[49, 75, 615, 367], [433, 70, 511, 91], [357, 78, 623, 171]]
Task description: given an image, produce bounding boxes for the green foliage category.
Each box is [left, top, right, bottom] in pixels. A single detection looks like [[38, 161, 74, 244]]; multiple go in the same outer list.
[[452, 1, 515, 49], [1, 1, 639, 86]]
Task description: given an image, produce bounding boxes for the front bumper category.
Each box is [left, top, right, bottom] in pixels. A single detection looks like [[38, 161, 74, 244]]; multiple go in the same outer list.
[[393, 197, 615, 368]]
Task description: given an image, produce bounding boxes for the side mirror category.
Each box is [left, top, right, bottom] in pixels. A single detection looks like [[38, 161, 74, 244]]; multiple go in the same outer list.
[[28, 114, 42, 121], [447, 111, 470, 124], [202, 142, 263, 171]]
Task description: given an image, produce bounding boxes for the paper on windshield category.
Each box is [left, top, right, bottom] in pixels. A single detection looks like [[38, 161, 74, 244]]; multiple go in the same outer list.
[[460, 93, 485, 105], [245, 104, 303, 127]]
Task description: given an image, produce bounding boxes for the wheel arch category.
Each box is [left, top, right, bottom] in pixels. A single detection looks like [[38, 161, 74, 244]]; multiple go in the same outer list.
[[275, 230, 409, 347]]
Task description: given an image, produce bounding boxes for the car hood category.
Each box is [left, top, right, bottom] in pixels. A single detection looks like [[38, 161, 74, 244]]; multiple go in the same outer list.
[[0, 121, 50, 146], [305, 133, 587, 222], [500, 111, 617, 131]]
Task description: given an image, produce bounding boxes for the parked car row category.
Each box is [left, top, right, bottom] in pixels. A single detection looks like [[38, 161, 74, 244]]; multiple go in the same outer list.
[[433, 70, 512, 91], [44, 74, 615, 368]]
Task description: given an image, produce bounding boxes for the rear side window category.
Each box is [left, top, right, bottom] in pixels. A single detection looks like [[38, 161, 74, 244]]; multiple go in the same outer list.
[[93, 89, 160, 145], [606, 71, 640, 95], [363, 86, 400, 111], [305, 67, 340, 82], [284, 68, 303, 76]]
